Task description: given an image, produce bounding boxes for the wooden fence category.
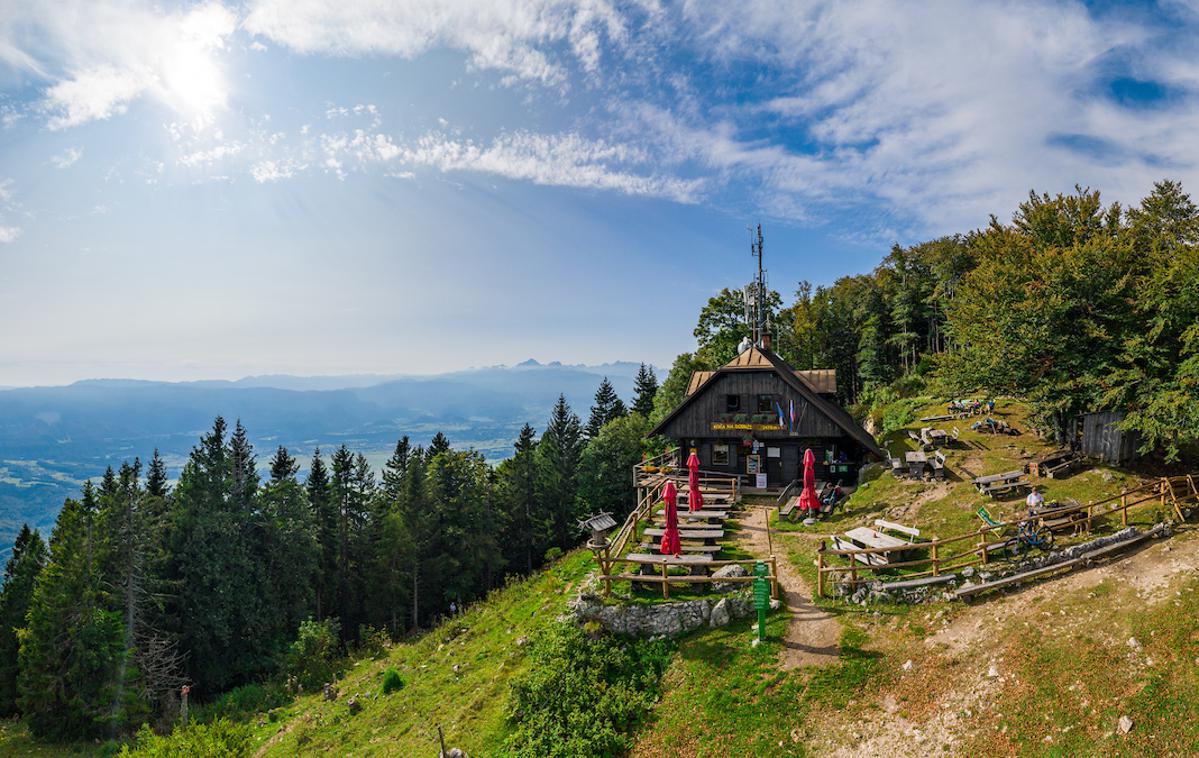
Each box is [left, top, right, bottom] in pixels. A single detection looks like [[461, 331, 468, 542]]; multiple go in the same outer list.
[[814, 475, 1198, 597], [588, 464, 765, 599]]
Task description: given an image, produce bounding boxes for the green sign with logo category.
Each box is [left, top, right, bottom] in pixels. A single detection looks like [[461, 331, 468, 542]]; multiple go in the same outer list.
[[752, 561, 770, 641]]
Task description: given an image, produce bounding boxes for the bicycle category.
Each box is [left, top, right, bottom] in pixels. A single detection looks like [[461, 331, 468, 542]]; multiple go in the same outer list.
[[1007, 519, 1054, 559]]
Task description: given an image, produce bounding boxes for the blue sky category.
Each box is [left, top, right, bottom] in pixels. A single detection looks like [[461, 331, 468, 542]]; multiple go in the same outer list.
[[1, 0, 1198, 386]]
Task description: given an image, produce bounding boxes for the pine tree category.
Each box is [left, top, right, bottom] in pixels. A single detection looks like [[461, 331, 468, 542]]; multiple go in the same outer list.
[[0, 525, 46, 715], [145, 450, 169, 498], [260, 447, 318, 648], [167, 417, 269, 692], [497, 424, 539, 574], [19, 498, 124, 739], [631, 364, 658, 417], [428, 432, 451, 458], [586, 378, 627, 438], [537, 395, 583, 551], [306, 448, 336, 621], [269, 445, 299, 484], [380, 436, 412, 502]]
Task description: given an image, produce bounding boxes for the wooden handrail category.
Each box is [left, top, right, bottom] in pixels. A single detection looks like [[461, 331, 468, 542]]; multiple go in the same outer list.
[[814, 475, 1198, 595]]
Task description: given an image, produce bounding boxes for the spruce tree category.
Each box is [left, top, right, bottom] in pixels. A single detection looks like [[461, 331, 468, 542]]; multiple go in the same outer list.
[[260, 447, 319, 648], [537, 395, 583, 551], [497, 424, 539, 574], [19, 498, 124, 739], [631, 364, 658, 417], [145, 449, 169, 498], [586, 378, 626, 438], [0, 525, 46, 715], [428, 432, 451, 458], [380, 436, 412, 502], [269, 445, 299, 484], [306, 448, 336, 620]]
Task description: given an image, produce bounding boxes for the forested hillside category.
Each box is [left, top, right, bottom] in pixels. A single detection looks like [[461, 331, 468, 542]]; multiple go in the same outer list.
[[0, 365, 660, 741], [656, 180, 1199, 460]]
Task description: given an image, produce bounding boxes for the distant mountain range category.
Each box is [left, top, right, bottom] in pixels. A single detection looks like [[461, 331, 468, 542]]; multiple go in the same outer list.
[[0, 360, 654, 556]]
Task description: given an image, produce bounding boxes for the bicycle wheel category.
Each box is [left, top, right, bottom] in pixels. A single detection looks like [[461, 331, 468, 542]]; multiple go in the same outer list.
[[1034, 527, 1055, 551]]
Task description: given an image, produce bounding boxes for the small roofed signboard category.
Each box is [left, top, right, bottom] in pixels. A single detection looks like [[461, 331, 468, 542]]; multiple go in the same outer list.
[[711, 421, 782, 431]]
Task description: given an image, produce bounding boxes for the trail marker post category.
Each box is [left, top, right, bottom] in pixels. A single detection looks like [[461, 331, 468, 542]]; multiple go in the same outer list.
[[753, 560, 770, 642]]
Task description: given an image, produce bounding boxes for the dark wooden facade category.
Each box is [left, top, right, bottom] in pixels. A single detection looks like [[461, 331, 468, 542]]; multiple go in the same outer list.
[[650, 347, 885, 488], [1074, 411, 1139, 465]]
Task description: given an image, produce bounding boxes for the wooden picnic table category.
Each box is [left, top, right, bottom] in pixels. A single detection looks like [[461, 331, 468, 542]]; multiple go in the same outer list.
[[973, 469, 1024, 487], [925, 429, 948, 444], [642, 527, 724, 540], [844, 526, 910, 551], [651, 510, 729, 521], [624, 553, 713, 566], [905, 451, 928, 464]]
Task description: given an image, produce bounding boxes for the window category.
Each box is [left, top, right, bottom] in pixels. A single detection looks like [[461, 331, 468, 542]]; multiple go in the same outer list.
[[712, 444, 730, 466], [757, 394, 776, 413], [725, 394, 741, 412]]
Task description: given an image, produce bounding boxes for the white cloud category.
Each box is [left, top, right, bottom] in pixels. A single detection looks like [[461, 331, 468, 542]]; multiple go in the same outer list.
[[243, 0, 632, 87], [178, 142, 243, 167], [50, 146, 83, 168], [0, 226, 20, 244], [250, 159, 303, 183], [3, 1, 237, 130]]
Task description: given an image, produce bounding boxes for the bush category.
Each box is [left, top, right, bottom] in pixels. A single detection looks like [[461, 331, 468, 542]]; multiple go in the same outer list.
[[281, 618, 342, 692], [199, 682, 287, 723], [117, 718, 252, 757], [380, 668, 404, 695], [502, 624, 673, 758], [543, 547, 563, 563], [354, 624, 390, 660]]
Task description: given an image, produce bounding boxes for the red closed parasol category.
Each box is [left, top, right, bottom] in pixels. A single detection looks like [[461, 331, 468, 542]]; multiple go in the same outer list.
[[660, 480, 681, 556], [686, 449, 704, 512], [798, 448, 819, 513]]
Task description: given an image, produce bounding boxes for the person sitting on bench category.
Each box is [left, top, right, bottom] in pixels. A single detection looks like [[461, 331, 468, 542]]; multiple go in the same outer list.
[[822, 481, 843, 505], [1025, 485, 1045, 513]]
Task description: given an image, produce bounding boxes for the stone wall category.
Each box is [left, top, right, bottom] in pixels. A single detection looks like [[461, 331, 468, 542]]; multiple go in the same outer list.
[[568, 585, 757, 637]]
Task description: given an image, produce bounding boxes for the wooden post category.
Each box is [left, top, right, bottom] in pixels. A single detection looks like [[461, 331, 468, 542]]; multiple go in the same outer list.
[[769, 555, 779, 600], [931, 540, 940, 576], [1187, 474, 1198, 499], [979, 529, 988, 565], [849, 555, 858, 588], [660, 561, 669, 599], [602, 545, 612, 597], [816, 541, 826, 597], [766, 509, 774, 556], [438, 725, 447, 758], [1122, 489, 1129, 528], [1085, 503, 1093, 534]]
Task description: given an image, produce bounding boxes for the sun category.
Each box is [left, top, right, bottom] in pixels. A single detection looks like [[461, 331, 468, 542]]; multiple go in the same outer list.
[[160, 43, 227, 126]]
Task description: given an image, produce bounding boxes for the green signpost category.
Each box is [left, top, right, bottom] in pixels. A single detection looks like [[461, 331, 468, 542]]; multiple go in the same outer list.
[[752, 560, 770, 642]]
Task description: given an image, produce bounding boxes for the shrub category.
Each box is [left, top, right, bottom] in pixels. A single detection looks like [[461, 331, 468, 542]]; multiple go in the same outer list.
[[380, 668, 404, 695], [281, 618, 342, 692], [502, 624, 673, 758], [117, 718, 253, 757], [543, 547, 563, 563], [199, 682, 287, 723], [354, 625, 391, 660]]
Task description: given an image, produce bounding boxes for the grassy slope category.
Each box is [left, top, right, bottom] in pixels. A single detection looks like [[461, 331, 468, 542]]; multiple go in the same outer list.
[[252, 550, 595, 756]]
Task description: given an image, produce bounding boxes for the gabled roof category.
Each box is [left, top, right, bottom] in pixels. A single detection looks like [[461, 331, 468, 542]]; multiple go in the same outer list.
[[653, 346, 885, 459], [686, 366, 836, 396]]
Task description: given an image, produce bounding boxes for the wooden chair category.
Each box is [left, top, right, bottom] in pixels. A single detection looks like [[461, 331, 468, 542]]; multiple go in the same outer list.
[[931, 451, 947, 480]]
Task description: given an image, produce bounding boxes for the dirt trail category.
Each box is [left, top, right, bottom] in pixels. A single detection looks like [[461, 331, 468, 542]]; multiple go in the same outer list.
[[738, 506, 841, 668], [819, 528, 1199, 757]]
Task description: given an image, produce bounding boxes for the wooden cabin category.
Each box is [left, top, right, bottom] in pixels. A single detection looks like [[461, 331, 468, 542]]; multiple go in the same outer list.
[[649, 345, 885, 489]]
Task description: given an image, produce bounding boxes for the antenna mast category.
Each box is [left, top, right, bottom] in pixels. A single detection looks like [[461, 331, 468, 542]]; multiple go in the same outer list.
[[748, 224, 768, 347]]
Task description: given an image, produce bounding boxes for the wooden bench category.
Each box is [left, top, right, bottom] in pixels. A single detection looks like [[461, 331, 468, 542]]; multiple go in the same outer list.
[[779, 495, 801, 519], [929, 450, 947, 480], [981, 480, 1027, 498], [873, 519, 920, 542], [888, 452, 906, 478], [642, 527, 724, 540]]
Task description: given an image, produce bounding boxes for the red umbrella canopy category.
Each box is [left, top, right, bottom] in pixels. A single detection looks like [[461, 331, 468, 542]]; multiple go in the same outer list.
[[798, 448, 820, 513], [686, 449, 704, 512], [660, 480, 681, 556]]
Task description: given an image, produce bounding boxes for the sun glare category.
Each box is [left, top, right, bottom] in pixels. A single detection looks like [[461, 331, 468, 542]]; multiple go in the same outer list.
[[160, 44, 227, 126]]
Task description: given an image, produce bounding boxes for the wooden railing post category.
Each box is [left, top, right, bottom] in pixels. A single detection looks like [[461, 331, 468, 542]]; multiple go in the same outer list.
[[816, 541, 826, 598], [660, 561, 669, 599], [979, 529, 988, 565], [769, 555, 779, 600], [931, 540, 940, 576], [602, 545, 612, 597]]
